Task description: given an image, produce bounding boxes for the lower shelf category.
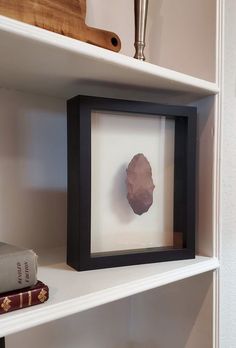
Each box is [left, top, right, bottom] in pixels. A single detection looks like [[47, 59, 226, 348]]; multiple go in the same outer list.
[[0, 247, 219, 336]]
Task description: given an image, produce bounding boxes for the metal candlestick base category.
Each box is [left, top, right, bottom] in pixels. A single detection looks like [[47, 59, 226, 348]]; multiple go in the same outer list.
[[134, 0, 149, 61]]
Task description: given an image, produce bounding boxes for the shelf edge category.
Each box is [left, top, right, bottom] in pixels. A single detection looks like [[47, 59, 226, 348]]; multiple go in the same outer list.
[[0, 15, 219, 95], [0, 257, 219, 336]]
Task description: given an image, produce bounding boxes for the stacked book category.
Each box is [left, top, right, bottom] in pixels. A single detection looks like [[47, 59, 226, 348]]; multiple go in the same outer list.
[[0, 242, 49, 315]]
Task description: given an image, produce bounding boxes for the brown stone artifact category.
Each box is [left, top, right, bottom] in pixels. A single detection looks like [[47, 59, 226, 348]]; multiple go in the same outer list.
[[126, 153, 155, 215]]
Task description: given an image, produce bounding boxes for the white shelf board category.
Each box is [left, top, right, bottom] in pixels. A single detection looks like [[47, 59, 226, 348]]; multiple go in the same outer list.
[[0, 247, 219, 336], [0, 15, 219, 99]]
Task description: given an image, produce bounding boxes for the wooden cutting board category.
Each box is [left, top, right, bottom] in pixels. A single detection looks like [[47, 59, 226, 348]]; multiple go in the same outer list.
[[0, 0, 121, 52]]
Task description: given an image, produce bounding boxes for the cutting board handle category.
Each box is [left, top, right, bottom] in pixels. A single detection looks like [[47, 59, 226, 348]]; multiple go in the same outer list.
[[0, 0, 122, 52], [85, 26, 121, 52]]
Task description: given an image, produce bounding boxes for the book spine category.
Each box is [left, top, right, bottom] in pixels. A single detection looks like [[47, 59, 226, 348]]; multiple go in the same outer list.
[[0, 283, 49, 314], [0, 250, 38, 293]]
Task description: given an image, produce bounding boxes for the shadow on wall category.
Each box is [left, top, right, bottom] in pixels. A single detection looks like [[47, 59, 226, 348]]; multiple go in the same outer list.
[[0, 88, 67, 250], [1, 188, 67, 250], [195, 96, 215, 255], [110, 163, 136, 224], [6, 296, 132, 348], [129, 272, 213, 348]]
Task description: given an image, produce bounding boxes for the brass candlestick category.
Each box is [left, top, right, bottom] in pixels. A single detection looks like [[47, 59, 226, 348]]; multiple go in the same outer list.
[[134, 0, 149, 61]]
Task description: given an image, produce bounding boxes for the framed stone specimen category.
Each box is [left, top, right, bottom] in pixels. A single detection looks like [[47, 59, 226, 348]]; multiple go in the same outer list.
[[67, 95, 197, 271]]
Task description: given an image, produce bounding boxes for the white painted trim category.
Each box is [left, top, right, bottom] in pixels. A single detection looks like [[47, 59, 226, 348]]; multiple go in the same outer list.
[[213, 1, 224, 347]]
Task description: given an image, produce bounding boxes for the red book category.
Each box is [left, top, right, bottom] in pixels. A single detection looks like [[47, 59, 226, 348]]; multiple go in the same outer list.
[[0, 281, 49, 315]]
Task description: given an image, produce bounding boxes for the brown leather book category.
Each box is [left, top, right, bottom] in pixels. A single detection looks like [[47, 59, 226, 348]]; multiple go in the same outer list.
[[0, 281, 49, 315]]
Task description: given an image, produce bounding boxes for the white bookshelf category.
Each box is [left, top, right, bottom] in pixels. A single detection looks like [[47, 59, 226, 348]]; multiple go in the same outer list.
[[0, 0, 222, 347], [0, 248, 219, 337], [0, 15, 218, 99]]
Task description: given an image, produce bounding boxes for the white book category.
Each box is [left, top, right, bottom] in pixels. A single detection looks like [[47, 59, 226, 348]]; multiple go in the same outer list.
[[0, 243, 38, 293]]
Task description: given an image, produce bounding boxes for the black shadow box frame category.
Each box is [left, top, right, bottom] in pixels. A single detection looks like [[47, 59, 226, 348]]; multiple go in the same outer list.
[[0, 338, 5, 348], [67, 95, 197, 271]]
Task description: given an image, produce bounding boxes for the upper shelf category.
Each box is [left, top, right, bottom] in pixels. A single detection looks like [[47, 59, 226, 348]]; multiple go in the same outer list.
[[0, 15, 219, 99], [0, 247, 219, 336]]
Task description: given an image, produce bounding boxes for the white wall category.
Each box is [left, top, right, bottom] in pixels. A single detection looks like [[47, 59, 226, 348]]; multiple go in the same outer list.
[[86, 0, 216, 81], [130, 273, 213, 348], [220, 0, 236, 346], [0, 89, 67, 250], [6, 298, 132, 348]]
